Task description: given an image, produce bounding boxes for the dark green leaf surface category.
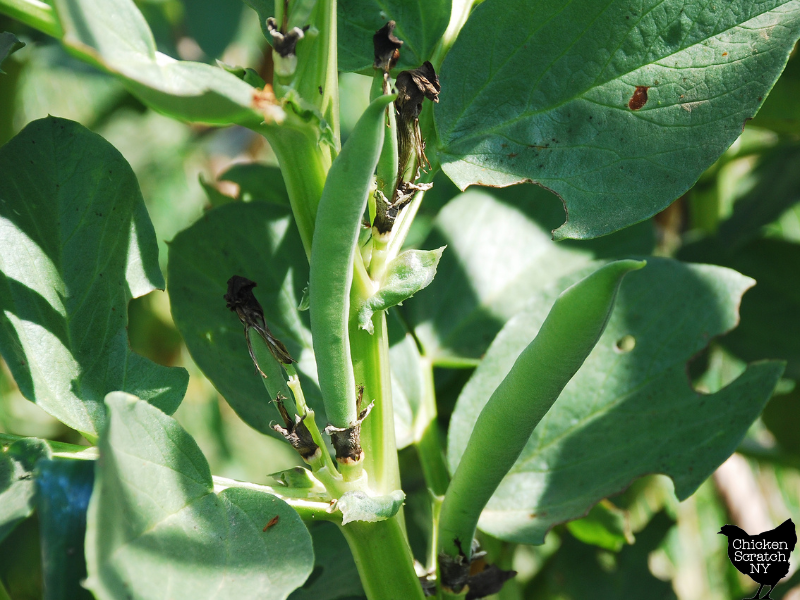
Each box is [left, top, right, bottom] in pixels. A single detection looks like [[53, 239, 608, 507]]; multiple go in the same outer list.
[[338, 0, 451, 72], [751, 52, 800, 134], [0, 439, 50, 544], [405, 189, 652, 364], [36, 458, 94, 600], [0, 117, 187, 439], [436, 0, 800, 240], [85, 392, 314, 600], [53, 0, 261, 125], [0, 32, 24, 74], [289, 522, 365, 600], [448, 258, 783, 544], [167, 201, 326, 435], [680, 237, 800, 379], [219, 163, 290, 205]]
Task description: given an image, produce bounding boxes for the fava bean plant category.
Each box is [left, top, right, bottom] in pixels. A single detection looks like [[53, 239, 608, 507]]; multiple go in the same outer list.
[[1, 0, 799, 599]]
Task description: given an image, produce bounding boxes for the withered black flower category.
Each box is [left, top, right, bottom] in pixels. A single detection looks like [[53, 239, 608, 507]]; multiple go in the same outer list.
[[395, 61, 440, 123], [272, 394, 320, 460], [224, 275, 295, 368], [373, 20, 403, 72], [266, 17, 309, 57]]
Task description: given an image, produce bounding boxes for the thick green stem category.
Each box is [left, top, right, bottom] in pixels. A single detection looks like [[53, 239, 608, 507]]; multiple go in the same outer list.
[[339, 517, 425, 600], [0, 0, 62, 38], [256, 125, 329, 259], [348, 285, 402, 496]]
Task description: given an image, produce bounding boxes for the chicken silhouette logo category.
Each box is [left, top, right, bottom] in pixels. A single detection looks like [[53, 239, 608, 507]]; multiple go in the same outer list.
[[718, 519, 796, 599]]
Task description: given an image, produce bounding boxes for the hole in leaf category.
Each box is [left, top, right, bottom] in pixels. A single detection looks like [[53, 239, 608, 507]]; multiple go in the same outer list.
[[615, 335, 636, 353]]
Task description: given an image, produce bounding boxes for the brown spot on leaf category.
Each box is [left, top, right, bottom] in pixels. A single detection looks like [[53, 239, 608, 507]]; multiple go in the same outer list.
[[263, 515, 279, 531], [508, 153, 517, 158], [722, 52, 728, 56], [628, 86, 649, 110]]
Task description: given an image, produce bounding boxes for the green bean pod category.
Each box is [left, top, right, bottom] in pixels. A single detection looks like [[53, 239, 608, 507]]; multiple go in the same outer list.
[[437, 260, 645, 570], [309, 94, 396, 431]]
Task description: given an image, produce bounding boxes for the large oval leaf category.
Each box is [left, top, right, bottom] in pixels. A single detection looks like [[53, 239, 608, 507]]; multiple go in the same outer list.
[[338, 0, 451, 72], [436, 0, 800, 240], [85, 393, 314, 600], [447, 258, 783, 544], [167, 201, 325, 435], [0, 117, 188, 440]]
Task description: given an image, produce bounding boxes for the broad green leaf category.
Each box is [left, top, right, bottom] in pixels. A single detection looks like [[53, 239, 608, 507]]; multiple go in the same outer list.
[[751, 52, 800, 134], [358, 248, 444, 334], [0, 516, 42, 599], [565, 500, 632, 552], [680, 238, 800, 380], [435, 0, 800, 240], [216, 162, 290, 205], [0, 438, 50, 543], [167, 201, 326, 436], [53, 0, 261, 126], [289, 522, 365, 600], [718, 143, 800, 246], [0, 32, 24, 74], [448, 258, 783, 544], [0, 117, 188, 439], [338, 0, 451, 72], [36, 458, 94, 600], [184, 0, 244, 59], [85, 392, 314, 600], [405, 188, 653, 364], [530, 512, 676, 599], [762, 387, 800, 458]]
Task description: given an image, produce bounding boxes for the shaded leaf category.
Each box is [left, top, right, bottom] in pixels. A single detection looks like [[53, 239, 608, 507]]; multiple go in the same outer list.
[[0, 32, 24, 74], [436, 0, 800, 240], [448, 258, 783, 544], [387, 311, 424, 449], [565, 500, 632, 552], [0, 438, 50, 543], [751, 52, 800, 134], [85, 392, 314, 600], [0, 117, 188, 439], [338, 0, 451, 72], [680, 237, 800, 379], [359, 248, 444, 334], [219, 162, 290, 205], [405, 189, 652, 364], [167, 201, 326, 436], [289, 522, 365, 600], [184, 0, 244, 59], [53, 0, 261, 125], [35, 458, 94, 600]]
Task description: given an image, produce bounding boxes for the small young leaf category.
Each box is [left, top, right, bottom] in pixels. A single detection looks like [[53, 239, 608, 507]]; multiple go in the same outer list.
[[0, 117, 188, 439], [0, 32, 24, 74], [436, 0, 800, 240], [447, 258, 784, 545], [358, 247, 445, 334], [85, 392, 315, 600], [0, 439, 50, 544], [337, 490, 406, 525]]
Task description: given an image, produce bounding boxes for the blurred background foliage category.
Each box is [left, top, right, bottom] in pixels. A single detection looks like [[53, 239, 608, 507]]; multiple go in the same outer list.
[[1, 2, 800, 599]]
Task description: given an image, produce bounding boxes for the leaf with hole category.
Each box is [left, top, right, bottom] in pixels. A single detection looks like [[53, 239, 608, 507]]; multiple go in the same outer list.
[[447, 258, 783, 544]]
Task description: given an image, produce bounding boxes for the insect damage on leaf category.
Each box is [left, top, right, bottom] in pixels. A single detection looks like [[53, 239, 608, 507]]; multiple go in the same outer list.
[[224, 275, 295, 371], [628, 86, 649, 110]]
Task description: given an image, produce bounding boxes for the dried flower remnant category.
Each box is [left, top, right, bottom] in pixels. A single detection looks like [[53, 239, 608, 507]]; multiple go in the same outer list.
[[374, 180, 432, 234], [263, 515, 279, 532], [395, 61, 440, 174], [373, 21, 403, 73], [224, 275, 295, 373], [272, 394, 321, 460], [324, 386, 374, 465], [266, 17, 309, 57]]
